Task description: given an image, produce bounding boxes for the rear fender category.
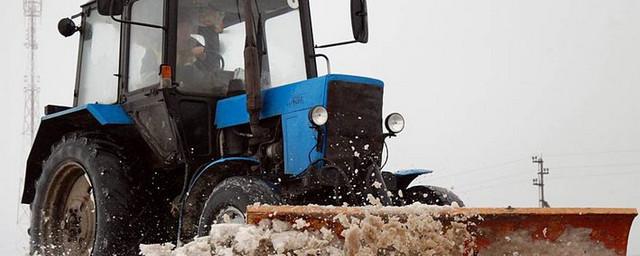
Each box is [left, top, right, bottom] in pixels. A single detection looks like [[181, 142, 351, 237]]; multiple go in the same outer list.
[[21, 104, 133, 204], [185, 157, 262, 204], [382, 169, 433, 191], [190, 157, 261, 189]]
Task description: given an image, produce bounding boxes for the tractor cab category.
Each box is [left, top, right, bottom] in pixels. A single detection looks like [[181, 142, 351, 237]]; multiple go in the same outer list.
[[63, 0, 366, 104], [65, 0, 308, 104], [52, 0, 370, 168]]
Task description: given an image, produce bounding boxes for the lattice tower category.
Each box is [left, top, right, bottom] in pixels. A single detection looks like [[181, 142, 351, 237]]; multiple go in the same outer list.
[[23, 0, 42, 143], [18, 0, 42, 254]]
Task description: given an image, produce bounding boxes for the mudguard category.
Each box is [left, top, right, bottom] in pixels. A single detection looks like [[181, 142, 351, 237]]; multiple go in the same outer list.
[[178, 157, 262, 239], [382, 168, 433, 191], [41, 104, 133, 125], [188, 157, 261, 191], [21, 104, 134, 204]]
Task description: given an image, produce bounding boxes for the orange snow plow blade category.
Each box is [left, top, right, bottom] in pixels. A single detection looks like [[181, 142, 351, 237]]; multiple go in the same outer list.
[[247, 205, 637, 255]]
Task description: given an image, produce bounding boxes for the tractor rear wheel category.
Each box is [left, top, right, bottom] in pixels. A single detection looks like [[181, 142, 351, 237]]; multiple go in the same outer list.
[[404, 185, 465, 207], [30, 134, 145, 256], [197, 176, 282, 236]]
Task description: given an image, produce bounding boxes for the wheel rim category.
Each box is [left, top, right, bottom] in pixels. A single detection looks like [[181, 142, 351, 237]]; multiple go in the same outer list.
[[42, 162, 96, 256], [215, 206, 246, 224]]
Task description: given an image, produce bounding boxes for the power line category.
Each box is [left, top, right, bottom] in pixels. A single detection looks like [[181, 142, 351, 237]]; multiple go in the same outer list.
[[552, 162, 640, 170], [456, 173, 525, 192], [426, 158, 526, 181], [456, 177, 531, 194], [545, 149, 640, 158], [456, 168, 639, 194], [552, 170, 639, 180], [456, 168, 639, 195], [421, 151, 640, 181], [427, 153, 639, 181]]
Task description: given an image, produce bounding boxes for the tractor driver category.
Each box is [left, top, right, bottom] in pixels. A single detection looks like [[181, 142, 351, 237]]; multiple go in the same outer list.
[[175, 3, 234, 97], [193, 4, 225, 71]]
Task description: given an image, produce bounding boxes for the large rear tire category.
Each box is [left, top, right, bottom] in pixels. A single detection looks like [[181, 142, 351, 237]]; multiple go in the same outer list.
[[30, 134, 146, 256], [197, 176, 282, 236]]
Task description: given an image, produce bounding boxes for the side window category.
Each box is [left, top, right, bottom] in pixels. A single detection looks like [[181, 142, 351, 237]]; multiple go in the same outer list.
[[77, 9, 121, 105], [128, 0, 164, 92], [264, 10, 306, 87]]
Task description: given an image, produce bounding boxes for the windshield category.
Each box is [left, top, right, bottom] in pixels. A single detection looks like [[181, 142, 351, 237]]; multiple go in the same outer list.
[[176, 0, 306, 97]]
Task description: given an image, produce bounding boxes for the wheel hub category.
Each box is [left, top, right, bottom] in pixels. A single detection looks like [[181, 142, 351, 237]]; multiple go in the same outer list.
[[41, 162, 97, 256], [60, 174, 95, 253], [215, 206, 246, 224]]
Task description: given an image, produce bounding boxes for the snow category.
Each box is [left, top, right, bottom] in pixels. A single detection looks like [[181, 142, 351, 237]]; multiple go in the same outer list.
[[141, 220, 344, 256], [140, 204, 474, 256], [292, 218, 310, 230], [365, 194, 382, 206], [479, 228, 618, 256]]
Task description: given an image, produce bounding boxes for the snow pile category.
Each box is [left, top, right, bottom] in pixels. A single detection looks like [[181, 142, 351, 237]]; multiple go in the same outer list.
[[338, 206, 473, 255], [479, 228, 618, 256], [140, 204, 474, 256], [141, 220, 343, 256]]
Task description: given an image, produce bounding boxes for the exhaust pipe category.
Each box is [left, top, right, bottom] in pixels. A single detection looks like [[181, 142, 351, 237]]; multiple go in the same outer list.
[[243, 0, 265, 142]]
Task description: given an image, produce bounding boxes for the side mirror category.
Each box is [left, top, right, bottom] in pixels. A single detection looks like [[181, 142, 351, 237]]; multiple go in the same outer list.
[[58, 18, 79, 37], [97, 0, 125, 16], [350, 0, 368, 43]]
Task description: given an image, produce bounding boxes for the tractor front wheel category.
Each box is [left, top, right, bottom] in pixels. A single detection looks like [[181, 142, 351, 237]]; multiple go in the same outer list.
[[197, 176, 282, 236]]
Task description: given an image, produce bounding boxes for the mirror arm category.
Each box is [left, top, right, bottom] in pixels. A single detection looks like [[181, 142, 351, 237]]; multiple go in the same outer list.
[[110, 15, 166, 31], [312, 54, 331, 74], [314, 40, 358, 49], [70, 12, 83, 19], [106, 0, 164, 30]]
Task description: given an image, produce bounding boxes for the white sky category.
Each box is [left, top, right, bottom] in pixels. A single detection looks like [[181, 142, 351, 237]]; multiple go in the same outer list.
[[1, 0, 639, 255]]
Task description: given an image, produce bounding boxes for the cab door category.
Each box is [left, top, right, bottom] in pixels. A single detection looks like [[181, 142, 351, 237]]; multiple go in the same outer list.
[[120, 0, 184, 167], [74, 3, 121, 106]]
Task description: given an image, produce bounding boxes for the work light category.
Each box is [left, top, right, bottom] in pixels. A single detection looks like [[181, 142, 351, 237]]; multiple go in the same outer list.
[[385, 113, 405, 134], [309, 106, 328, 126]]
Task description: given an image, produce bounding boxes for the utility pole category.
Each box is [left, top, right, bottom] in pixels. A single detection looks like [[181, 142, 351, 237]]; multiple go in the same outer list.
[[532, 156, 550, 208]]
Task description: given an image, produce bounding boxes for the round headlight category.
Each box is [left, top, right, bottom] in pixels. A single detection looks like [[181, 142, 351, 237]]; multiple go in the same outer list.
[[385, 113, 405, 133], [309, 106, 328, 126]]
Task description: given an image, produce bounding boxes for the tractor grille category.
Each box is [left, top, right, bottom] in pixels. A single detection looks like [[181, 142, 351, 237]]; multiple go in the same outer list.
[[325, 80, 384, 178]]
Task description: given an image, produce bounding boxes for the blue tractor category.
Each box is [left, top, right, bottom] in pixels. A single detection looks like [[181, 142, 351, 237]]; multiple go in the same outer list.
[[22, 0, 463, 255]]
